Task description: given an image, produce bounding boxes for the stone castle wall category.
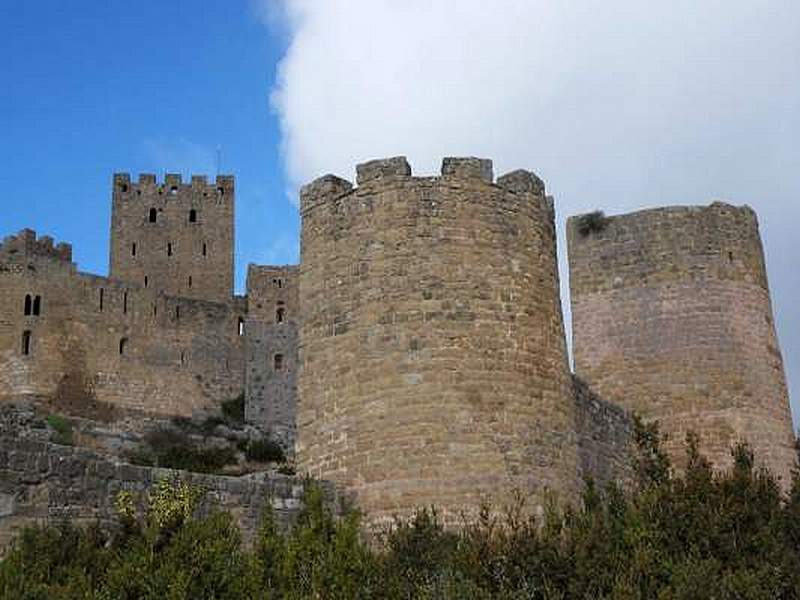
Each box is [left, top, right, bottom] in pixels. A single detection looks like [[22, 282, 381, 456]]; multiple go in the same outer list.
[[3, 162, 796, 531], [110, 174, 234, 304], [245, 265, 299, 446], [568, 203, 796, 484], [0, 232, 247, 416], [0, 433, 334, 551], [297, 157, 578, 525], [1, 171, 299, 435], [573, 376, 633, 489]]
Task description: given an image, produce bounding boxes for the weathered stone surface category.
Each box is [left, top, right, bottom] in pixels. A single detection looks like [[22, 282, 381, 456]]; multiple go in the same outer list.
[[110, 173, 234, 304], [568, 203, 796, 486], [298, 157, 577, 527], [356, 157, 412, 185], [497, 169, 545, 196], [573, 376, 633, 488], [0, 434, 336, 552], [441, 157, 494, 182]]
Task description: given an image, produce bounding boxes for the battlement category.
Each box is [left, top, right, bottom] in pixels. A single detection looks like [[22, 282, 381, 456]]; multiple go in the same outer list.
[[300, 156, 547, 214], [112, 173, 234, 202], [0, 229, 73, 263]]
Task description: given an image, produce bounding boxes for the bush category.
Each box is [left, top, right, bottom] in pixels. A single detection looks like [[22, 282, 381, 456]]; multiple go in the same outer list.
[[4, 431, 800, 598], [128, 429, 238, 474], [221, 393, 245, 424], [45, 414, 73, 445], [576, 210, 609, 236], [277, 463, 296, 476], [245, 438, 285, 463]]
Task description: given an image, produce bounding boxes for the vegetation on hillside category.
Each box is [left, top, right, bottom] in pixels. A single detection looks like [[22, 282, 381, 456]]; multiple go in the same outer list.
[[576, 210, 610, 236], [3, 419, 800, 599]]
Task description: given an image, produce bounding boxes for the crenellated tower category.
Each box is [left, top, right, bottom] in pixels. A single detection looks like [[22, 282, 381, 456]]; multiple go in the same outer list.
[[109, 173, 234, 302], [568, 203, 796, 484], [297, 156, 578, 525]]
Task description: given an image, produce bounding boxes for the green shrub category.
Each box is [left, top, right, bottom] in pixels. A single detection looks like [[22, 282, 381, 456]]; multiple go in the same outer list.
[[277, 463, 296, 476], [45, 414, 73, 445], [221, 393, 245, 424], [4, 431, 800, 598], [128, 429, 237, 474], [576, 210, 609, 236], [245, 438, 285, 463], [200, 414, 226, 434]]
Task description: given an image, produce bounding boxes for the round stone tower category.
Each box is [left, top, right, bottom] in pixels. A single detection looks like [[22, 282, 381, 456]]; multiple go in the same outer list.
[[297, 156, 578, 526], [568, 203, 796, 484]]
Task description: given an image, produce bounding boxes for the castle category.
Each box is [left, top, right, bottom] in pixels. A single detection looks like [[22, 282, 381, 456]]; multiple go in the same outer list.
[[0, 156, 795, 527]]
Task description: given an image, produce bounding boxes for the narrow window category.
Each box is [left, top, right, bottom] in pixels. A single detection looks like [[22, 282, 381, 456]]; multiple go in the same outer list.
[[131, 243, 136, 257], [175, 306, 180, 320], [180, 350, 186, 365], [188, 275, 192, 288], [21, 331, 31, 355], [202, 243, 207, 257], [123, 291, 128, 314], [144, 275, 148, 287], [238, 317, 245, 336], [167, 243, 173, 257], [217, 186, 225, 196], [120, 183, 128, 193], [99, 288, 104, 311], [32, 296, 41, 316], [119, 337, 127, 355], [23, 294, 32, 316], [278, 279, 283, 289], [153, 303, 157, 317], [189, 209, 197, 223], [273, 353, 284, 371], [148, 208, 157, 223], [276, 304, 285, 324]]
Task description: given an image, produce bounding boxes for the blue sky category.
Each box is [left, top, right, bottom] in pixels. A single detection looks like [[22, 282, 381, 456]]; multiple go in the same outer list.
[[1, 0, 294, 290]]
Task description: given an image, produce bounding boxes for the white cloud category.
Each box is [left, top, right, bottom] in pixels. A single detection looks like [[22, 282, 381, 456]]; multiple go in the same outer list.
[[265, 0, 800, 422]]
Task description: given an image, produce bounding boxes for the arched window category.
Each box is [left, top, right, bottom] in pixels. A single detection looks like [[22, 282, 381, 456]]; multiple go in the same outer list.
[[32, 296, 41, 316], [237, 317, 245, 336], [273, 353, 284, 371], [148, 208, 157, 223], [144, 275, 148, 287], [21, 331, 31, 356], [189, 209, 197, 223], [276, 303, 285, 324], [119, 337, 128, 355], [23, 294, 32, 316], [131, 243, 136, 257]]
